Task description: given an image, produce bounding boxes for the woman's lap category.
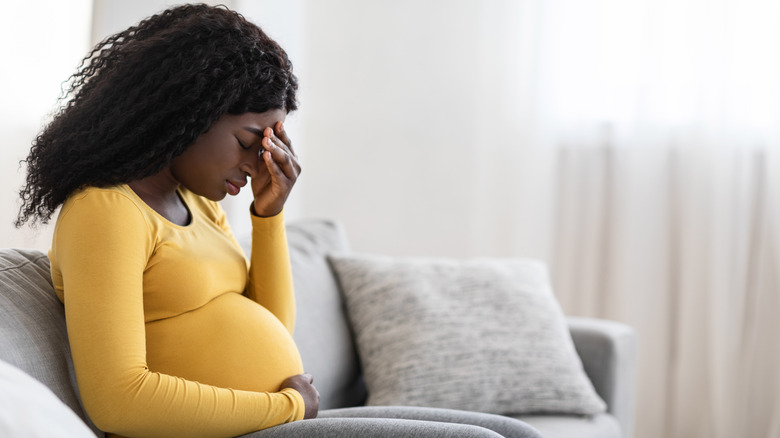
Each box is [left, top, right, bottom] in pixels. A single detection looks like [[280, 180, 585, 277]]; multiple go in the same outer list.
[[241, 416, 504, 438]]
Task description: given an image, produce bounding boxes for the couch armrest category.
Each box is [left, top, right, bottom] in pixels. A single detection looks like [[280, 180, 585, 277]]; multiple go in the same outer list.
[[567, 317, 636, 438]]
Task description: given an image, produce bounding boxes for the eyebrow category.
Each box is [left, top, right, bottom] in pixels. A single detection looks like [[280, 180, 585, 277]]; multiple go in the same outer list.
[[242, 127, 264, 138]]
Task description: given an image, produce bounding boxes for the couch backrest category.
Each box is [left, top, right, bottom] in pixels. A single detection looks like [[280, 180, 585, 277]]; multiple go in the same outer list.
[[0, 248, 102, 436], [285, 219, 367, 409]]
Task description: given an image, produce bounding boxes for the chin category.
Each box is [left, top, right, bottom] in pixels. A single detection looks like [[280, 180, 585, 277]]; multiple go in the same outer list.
[[189, 187, 225, 202]]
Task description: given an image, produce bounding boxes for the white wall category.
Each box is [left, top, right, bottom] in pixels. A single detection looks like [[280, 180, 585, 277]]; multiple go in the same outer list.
[[0, 0, 92, 249], [90, 0, 232, 46], [292, 0, 553, 259]]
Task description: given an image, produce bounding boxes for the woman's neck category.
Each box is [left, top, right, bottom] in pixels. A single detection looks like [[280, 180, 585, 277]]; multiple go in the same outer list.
[[128, 169, 190, 225]]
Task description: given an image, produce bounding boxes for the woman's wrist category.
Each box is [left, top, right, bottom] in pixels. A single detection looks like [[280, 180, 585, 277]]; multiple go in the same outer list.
[[250, 202, 282, 218]]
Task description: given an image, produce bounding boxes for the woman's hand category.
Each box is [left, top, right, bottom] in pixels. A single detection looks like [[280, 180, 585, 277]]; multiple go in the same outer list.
[[281, 373, 320, 419], [251, 121, 301, 217]]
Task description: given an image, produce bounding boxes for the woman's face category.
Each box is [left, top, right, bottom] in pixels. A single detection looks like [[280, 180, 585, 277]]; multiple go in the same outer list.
[[170, 109, 286, 201]]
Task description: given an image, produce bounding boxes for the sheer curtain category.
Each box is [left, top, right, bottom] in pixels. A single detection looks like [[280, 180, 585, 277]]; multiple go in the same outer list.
[[539, 1, 780, 437]]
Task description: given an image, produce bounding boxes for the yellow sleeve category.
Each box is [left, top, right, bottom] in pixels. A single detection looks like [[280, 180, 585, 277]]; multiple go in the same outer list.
[[244, 208, 296, 334], [54, 191, 304, 438]]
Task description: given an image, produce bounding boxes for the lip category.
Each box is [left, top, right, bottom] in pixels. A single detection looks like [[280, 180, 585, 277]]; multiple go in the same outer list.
[[225, 179, 244, 196]]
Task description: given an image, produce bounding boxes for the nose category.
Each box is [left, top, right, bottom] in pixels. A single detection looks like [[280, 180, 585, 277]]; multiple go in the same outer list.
[[239, 150, 261, 179]]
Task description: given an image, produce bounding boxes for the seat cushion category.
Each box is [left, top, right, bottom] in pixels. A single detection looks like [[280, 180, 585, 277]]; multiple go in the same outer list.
[[516, 413, 621, 438], [319, 406, 543, 438]]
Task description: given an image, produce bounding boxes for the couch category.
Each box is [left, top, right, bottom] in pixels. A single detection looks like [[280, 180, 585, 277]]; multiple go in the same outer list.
[[0, 218, 636, 437]]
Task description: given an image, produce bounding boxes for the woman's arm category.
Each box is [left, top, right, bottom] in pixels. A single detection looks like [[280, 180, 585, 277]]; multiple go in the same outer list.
[[54, 191, 304, 437], [243, 121, 301, 333], [244, 210, 297, 333]]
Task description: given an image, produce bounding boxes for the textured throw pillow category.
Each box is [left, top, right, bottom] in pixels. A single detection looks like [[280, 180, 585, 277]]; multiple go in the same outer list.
[[328, 254, 607, 416]]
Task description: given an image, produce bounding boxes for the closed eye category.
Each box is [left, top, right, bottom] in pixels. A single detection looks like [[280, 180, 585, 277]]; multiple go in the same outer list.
[[236, 138, 250, 150]]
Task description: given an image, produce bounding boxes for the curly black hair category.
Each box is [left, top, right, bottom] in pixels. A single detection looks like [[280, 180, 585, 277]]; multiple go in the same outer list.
[[16, 3, 297, 227]]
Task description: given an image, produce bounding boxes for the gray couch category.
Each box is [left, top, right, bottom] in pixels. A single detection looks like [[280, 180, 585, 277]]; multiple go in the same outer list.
[[0, 218, 636, 437]]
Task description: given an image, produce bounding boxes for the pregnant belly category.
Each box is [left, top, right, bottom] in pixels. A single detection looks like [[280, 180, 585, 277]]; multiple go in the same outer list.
[[144, 293, 303, 393]]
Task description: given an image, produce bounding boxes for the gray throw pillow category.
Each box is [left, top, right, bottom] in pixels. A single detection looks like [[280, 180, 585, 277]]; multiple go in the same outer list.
[[328, 254, 606, 416]]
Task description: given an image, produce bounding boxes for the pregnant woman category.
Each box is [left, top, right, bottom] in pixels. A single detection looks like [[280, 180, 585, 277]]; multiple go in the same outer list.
[[16, 4, 317, 437]]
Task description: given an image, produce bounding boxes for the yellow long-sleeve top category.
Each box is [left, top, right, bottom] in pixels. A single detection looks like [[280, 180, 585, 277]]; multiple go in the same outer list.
[[49, 184, 305, 438]]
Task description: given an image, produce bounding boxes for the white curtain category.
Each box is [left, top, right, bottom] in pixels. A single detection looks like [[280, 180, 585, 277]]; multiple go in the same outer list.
[[541, 1, 780, 437]]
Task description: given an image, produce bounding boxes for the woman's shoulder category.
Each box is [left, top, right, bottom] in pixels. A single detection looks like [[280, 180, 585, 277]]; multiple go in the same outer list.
[[52, 185, 157, 267], [58, 184, 150, 225], [63, 184, 141, 209]]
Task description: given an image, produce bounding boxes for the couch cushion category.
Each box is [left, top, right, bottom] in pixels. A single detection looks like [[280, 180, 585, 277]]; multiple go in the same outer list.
[[328, 254, 606, 416], [0, 358, 95, 437], [285, 219, 366, 409], [516, 413, 621, 438], [0, 248, 101, 436], [318, 406, 543, 437]]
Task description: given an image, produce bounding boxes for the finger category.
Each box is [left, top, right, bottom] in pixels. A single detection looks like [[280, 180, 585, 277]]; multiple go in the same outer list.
[[265, 126, 296, 159], [265, 137, 300, 179], [263, 147, 292, 187], [274, 121, 295, 155], [264, 128, 301, 175], [251, 151, 271, 188]]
